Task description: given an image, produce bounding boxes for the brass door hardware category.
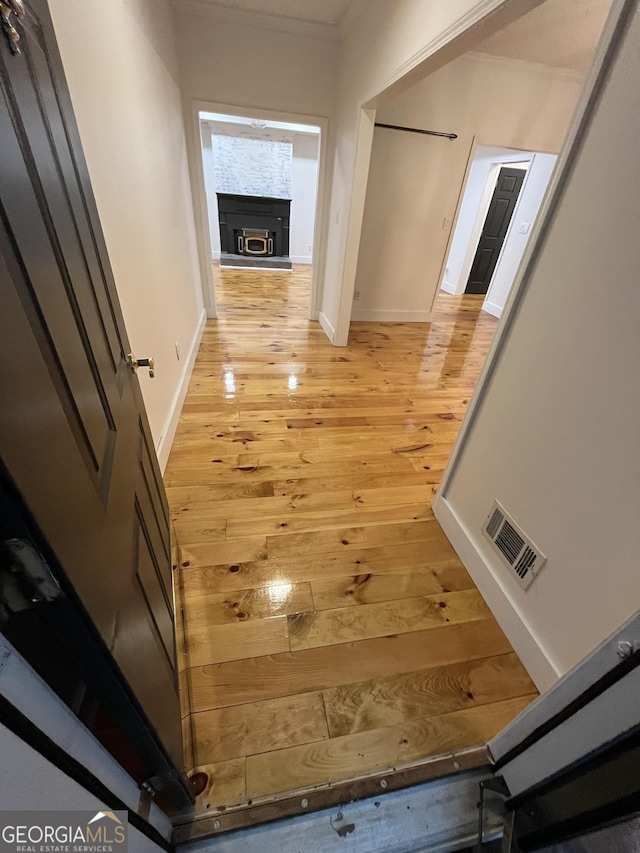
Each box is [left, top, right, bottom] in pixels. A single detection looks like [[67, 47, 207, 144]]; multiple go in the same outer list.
[[127, 353, 155, 378]]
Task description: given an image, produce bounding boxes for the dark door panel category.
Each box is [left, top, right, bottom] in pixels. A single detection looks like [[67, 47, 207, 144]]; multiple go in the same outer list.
[[0, 0, 187, 806], [484, 198, 511, 237], [465, 166, 526, 295]]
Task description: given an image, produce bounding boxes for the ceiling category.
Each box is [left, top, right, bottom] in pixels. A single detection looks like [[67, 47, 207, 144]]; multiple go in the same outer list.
[[178, 0, 355, 27], [177, 0, 611, 68], [475, 0, 613, 73]]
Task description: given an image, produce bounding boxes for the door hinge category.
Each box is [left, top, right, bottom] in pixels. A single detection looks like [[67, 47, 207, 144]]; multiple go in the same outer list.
[[140, 769, 183, 798], [0, 538, 62, 624]]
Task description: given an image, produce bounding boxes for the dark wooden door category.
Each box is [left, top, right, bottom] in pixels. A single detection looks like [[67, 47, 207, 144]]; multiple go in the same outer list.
[[465, 167, 525, 295], [0, 1, 184, 785]]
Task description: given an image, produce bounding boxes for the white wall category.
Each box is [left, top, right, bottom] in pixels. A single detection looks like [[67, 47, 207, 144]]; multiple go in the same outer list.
[[291, 133, 321, 263], [352, 53, 581, 322], [201, 121, 320, 264], [175, 12, 338, 117], [483, 152, 556, 317], [435, 2, 640, 688], [48, 0, 205, 470], [442, 146, 534, 296]]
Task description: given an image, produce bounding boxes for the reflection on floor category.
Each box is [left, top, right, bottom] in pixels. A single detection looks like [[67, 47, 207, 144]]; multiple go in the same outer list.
[[165, 266, 537, 819]]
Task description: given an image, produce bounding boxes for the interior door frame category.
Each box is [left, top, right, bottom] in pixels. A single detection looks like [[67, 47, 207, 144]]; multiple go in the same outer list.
[[188, 99, 330, 321], [441, 147, 536, 299], [491, 612, 640, 849], [463, 164, 527, 295], [0, 638, 174, 852]]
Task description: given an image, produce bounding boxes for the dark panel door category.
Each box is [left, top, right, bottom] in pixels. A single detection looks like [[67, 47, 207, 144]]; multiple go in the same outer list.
[[0, 3, 183, 778], [465, 167, 526, 295]]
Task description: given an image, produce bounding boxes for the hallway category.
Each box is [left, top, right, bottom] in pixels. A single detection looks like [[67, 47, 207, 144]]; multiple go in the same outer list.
[[165, 266, 536, 818]]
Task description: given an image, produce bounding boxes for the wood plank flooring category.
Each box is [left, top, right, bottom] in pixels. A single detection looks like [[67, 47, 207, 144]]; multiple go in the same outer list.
[[165, 265, 537, 815]]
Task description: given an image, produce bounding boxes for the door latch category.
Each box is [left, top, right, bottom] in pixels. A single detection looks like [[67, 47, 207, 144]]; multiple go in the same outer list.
[[127, 353, 155, 378], [0, 538, 62, 624]]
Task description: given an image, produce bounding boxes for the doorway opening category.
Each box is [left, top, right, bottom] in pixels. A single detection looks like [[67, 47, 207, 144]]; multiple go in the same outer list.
[[194, 105, 326, 321], [167, 1, 616, 833], [461, 164, 527, 295], [439, 145, 557, 318]]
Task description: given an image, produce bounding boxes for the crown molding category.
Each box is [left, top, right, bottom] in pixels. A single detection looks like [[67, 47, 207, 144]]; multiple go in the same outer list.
[[466, 50, 585, 82], [172, 0, 342, 41]]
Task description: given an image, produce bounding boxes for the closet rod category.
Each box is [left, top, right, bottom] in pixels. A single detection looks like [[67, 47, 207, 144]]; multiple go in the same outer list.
[[374, 122, 457, 140]]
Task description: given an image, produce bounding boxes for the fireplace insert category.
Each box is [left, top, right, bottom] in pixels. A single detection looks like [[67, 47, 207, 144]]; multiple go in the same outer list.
[[217, 193, 291, 268]]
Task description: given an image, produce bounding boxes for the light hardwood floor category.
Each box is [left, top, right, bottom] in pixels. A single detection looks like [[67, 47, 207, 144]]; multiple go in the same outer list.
[[165, 265, 536, 816]]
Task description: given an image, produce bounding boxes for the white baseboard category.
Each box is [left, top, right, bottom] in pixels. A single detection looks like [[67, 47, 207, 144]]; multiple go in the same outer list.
[[440, 280, 457, 295], [482, 299, 503, 318], [318, 310, 335, 343], [156, 308, 207, 473], [351, 308, 432, 322], [433, 495, 560, 692]]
